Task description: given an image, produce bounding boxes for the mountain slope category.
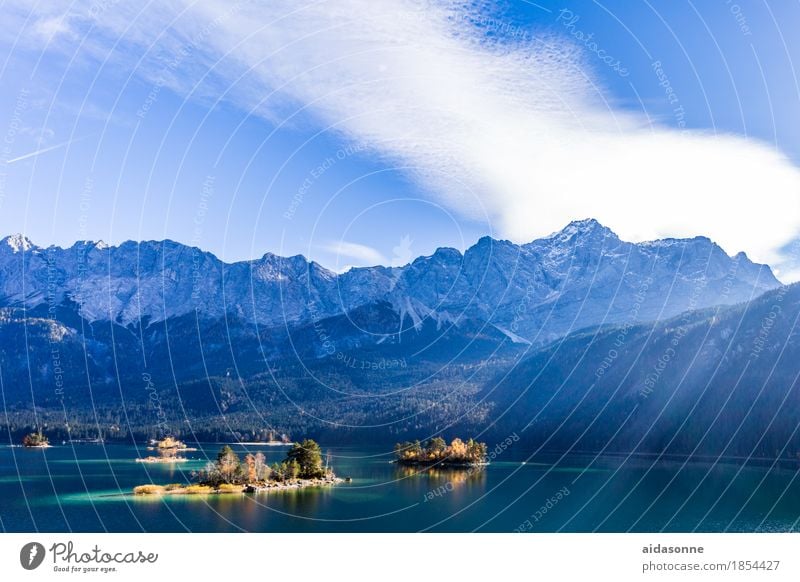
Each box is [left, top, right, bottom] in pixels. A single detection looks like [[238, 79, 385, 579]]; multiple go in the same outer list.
[[486, 282, 800, 457], [0, 219, 779, 344], [0, 220, 789, 446]]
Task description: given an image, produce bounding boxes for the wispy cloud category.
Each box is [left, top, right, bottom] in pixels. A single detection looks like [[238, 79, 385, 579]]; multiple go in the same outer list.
[[319, 240, 387, 268], [31, 15, 75, 42], [6, 0, 800, 272]]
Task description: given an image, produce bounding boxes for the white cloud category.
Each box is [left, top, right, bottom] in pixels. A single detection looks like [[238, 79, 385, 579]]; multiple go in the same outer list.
[[32, 15, 74, 41], [319, 240, 387, 268], [7, 0, 800, 277]]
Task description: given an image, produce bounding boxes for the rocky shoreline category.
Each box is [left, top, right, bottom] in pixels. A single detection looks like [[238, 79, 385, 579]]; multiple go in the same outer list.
[[133, 476, 343, 496]]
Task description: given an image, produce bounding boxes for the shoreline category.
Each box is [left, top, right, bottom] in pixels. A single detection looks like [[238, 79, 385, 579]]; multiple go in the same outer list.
[[394, 460, 488, 468], [235, 442, 291, 446], [133, 476, 343, 496], [135, 456, 190, 463]]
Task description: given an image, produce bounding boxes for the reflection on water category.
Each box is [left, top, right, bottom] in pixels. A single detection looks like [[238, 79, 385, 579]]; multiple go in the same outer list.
[[395, 464, 485, 482], [1, 444, 799, 532]]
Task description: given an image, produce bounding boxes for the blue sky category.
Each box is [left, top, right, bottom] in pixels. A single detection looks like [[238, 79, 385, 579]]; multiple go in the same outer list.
[[0, 1, 799, 278]]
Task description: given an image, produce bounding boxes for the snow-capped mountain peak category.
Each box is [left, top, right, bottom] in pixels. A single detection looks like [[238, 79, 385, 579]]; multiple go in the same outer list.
[[2, 233, 35, 253], [0, 220, 781, 342]]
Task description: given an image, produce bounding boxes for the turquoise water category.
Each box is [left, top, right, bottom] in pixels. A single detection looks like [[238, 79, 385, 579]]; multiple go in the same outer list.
[[1, 444, 799, 532]]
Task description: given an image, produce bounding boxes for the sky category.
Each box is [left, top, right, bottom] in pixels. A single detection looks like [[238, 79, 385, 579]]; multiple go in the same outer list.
[[0, 1, 799, 279]]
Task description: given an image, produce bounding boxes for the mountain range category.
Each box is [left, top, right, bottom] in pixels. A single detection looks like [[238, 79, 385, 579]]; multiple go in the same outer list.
[[1, 218, 795, 456], [0, 218, 778, 338]]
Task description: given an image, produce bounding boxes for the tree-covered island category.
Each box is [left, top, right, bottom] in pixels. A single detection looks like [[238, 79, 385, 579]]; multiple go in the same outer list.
[[393, 437, 488, 467], [133, 439, 341, 495], [22, 429, 50, 448], [136, 436, 195, 463]]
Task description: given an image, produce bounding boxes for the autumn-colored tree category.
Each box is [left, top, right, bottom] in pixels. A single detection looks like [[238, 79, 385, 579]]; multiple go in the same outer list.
[[154, 436, 187, 459], [466, 439, 488, 463], [449, 438, 468, 459], [394, 437, 487, 465], [216, 445, 242, 484], [157, 436, 184, 449], [244, 453, 257, 482], [253, 452, 269, 481], [426, 437, 447, 459], [394, 441, 419, 460], [22, 430, 48, 447]]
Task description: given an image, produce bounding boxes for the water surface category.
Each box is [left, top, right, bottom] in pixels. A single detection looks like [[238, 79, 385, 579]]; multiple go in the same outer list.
[[1, 443, 799, 532]]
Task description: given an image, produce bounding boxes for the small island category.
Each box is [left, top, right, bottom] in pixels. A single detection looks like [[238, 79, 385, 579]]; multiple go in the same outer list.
[[134, 438, 342, 495], [393, 437, 488, 467], [136, 436, 195, 463], [22, 430, 50, 448]]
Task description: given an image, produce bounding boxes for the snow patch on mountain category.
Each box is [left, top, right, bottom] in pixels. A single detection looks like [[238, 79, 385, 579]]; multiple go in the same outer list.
[[0, 220, 781, 343]]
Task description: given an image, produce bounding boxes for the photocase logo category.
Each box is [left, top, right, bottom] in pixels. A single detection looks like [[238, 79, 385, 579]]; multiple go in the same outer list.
[[19, 542, 46, 570]]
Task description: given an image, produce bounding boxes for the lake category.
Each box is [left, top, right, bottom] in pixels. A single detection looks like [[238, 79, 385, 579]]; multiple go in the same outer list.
[[1, 443, 799, 532]]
